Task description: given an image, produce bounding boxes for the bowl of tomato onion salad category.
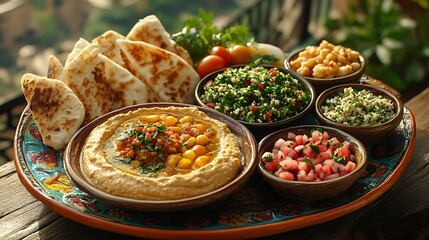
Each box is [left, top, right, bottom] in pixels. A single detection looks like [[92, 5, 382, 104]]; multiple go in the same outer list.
[[314, 83, 403, 146], [258, 125, 367, 202], [195, 65, 315, 130]]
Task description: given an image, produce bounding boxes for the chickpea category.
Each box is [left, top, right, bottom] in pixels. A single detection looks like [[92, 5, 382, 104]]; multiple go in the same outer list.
[[185, 137, 196, 148], [351, 62, 361, 71], [194, 156, 210, 168], [337, 65, 353, 77], [140, 114, 160, 122], [193, 145, 207, 156], [182, 149, 196, 160], [178, 158, 193, 169], [180, 116, 194, 123], [166, 154, 182, 167], [165, 116, 178, 126], [195, 135, 209, 145], [193, 123, 208, 133], [297, 66, 311, 77], [170, 126, 182, 133]]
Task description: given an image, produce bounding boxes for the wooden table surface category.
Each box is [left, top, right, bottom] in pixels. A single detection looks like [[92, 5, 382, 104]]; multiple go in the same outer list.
[[1, 88, 429, 240]]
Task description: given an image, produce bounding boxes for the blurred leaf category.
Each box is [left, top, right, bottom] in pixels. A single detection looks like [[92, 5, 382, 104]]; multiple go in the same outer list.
[[382, 38, 403, 49], [375, 44, 391, 65], [323, 0, 429, 91], [405, 61, 425, 83]]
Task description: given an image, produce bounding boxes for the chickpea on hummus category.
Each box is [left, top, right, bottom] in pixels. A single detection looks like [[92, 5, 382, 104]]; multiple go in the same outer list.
[[80, 106, 242, 200]]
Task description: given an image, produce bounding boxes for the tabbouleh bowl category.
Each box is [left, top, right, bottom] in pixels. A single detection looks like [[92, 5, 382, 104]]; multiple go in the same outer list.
[[199, 66, 312, 123]]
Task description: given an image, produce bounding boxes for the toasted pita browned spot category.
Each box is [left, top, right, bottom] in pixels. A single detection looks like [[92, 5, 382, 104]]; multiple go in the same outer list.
[[21, 73, 85, 150], [92, 30, 126, 68], [47, 55, 64, 82], [64, 43, 113, 124], [127, 15, 193, 66], [99, 54, 149, 109], [117, 39, 200, 103]]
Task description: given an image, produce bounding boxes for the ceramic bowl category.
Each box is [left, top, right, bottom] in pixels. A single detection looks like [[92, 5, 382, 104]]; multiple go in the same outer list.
[[257, 125, 367, 202], [284, 48, 365, 94], [64, 102, 258, 212], [314, 83, 403, 146], [195, 65, 315, 132]]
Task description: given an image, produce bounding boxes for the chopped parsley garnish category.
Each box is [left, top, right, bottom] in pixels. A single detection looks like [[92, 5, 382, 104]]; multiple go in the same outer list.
[[310, 144, 320, 155], [332, 156, 345, 164], [302, 157, 315, 170]]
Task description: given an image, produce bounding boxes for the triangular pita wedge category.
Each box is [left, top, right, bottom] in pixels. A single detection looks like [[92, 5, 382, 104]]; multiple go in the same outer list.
[[65, 38, 90, 68], [117, 39, 200, 103], [63, 42, 113, 124], [127, 15, 193, 66], [92, 30, 160, 102], [47, 55, 64, 82], [92, 30, 126, 68], [21, 73, 85, 150], [99, 54, 149, 109]]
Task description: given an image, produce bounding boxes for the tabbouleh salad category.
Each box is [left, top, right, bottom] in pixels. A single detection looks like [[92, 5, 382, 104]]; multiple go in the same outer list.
[[200, 66, 311, 123], [321, 87, 396, 126]]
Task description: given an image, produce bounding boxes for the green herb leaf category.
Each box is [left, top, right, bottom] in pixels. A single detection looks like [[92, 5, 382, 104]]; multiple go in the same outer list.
[[172, 8, 253, 65], [113, 157, 132, 164], [333, 156, 345, 164], [141, 162, 165, 173], [310, 144, 320, 155], [302, 157, 315, 170], [310, 127, 323, 135]]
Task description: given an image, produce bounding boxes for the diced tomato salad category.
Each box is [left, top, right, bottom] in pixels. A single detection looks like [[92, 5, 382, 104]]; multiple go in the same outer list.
[[261, 129, 357, 182]]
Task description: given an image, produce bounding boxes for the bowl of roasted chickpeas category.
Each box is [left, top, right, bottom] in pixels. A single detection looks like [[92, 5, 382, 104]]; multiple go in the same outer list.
[[285, 40, 365, 94]]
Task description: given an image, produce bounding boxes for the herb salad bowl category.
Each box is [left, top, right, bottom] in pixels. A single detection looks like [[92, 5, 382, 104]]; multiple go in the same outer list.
[[257, 125, 367, 202], [195, 65, 316, 132], [314, 83, 403, 146]]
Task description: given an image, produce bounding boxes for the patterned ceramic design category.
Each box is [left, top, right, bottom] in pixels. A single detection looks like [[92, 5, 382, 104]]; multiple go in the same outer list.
[[14, 107, 415, 239]]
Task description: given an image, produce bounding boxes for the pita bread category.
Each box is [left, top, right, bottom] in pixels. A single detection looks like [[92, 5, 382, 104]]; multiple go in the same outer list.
[[117, 39, 200, 103], [21, 73, 85, 150], [92, 30, 126, 67], [47, 55, 64, 82], [65, 38, 90, 68], [127, 15, 193, 66], [99, 54, 149, 109], [63, 42, 113, 124]]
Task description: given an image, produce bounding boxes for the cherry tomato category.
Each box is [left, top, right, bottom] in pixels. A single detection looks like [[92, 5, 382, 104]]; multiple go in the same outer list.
[[196, 55, 225, 78], [210, 46, 232, 67], [229, 45, 251, 65]]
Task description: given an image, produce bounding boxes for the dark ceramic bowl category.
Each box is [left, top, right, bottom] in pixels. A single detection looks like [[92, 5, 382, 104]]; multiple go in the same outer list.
[[285, 48, 365, 94], [195, 65, 315, 130], [257, 125, 367, 202], [64, 102, 258, 212], [314, 84, 403, 146]]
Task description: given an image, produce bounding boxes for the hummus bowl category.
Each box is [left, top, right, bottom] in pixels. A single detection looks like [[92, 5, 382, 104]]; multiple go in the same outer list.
[[64, 103, 258, 212]]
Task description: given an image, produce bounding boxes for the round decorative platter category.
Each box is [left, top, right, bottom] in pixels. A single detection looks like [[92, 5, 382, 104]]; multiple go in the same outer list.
[[14, 106, 416, 239]]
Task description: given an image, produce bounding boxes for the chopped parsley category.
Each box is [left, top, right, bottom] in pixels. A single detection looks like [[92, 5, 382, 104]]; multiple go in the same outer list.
[[200, 66, 311, 123]]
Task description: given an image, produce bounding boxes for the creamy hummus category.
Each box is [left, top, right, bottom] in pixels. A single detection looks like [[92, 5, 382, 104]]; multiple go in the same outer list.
[[80, 106, 242, 200]]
